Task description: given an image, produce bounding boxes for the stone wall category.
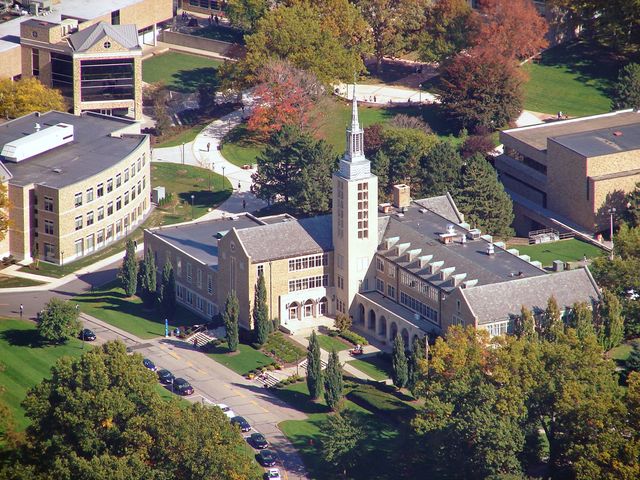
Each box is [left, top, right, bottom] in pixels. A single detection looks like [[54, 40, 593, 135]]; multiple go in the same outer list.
[[159, 31, 245, 58]]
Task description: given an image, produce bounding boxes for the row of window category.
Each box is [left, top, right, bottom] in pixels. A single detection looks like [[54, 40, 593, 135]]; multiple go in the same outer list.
[[375, 277, 396, 299], [375, 256, 396, 278], [72, 180, 145, 231], [288, 275, 329, 293], [484, 321, 510, 337], [176, 284, 217, 317], [399, 270, 439, 301], [175, 258, 214, 295], [399, 291, 439, 324], [288, 254, 328, 272], [73, 156, 145, 208]]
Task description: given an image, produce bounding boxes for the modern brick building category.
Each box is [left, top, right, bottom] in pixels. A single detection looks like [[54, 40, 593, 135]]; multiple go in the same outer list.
[[143, 95, 600, 347], [496, 110, 640, 235], [0, 110, 151, 264]]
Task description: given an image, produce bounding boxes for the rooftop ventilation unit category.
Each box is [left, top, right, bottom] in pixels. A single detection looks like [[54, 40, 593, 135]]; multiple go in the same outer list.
[[467, 228, 482, 240], [1, 123, 74, 163], [486, 243, 495, 256]]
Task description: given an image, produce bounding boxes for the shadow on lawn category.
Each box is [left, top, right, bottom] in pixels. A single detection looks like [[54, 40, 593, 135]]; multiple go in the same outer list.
[[177, 189, 231, 209], [172, 67, 219, 93], [1, 328, 46, 348]]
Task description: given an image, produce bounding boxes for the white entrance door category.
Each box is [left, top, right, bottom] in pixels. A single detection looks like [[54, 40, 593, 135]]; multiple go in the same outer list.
[[304, 302, 313, 318]]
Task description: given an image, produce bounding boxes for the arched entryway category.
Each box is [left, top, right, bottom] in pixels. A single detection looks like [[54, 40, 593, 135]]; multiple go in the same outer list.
[[303, 299, 314, 318], [368, 310, 376, 331], [401, 328, 409, 349], [390, 322, 398, 341], [318, 297, 328, 316], [378, 315, 387, 337], [288, 302, 299, 321], [357, 303, 365, 325]]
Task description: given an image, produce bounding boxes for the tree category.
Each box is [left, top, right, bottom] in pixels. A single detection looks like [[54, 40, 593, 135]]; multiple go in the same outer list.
[[0, 182, 10, 245], [0, 77, 66, 119], [612, 62, 640, 110], [223, 292, 240, 352], [292, 137, 337, 214], [599, 289, 625, 351], [138, 247, 157, 307], [324, 349, 344, 411], [419, 140, 463, 197], [334, 313, 352, 333], [253, 274, 270, 345], [622, 182, 640, 227], [16, 341, 257, 479], [440, 48, 525, 130], [371, 150, 391, 200], [306, 330, 324, 400], [407, 336, 425, 394], [119, 240, 138, 297], [157, 260, 177, 316], [391, 335, 408, 388], [321, 409, 364, 476], [475, 0, 549, 60], [540, 295, 563, 342], [454, 153, 514, 237], [571, 301, 595, 342], [519, 305, 537, 341], [612, 222, 640, 259], [627, 343, 640, 374], [363, 123, 385, 159], [227, 0, 268, 32], [460, 129, 496, 159], [37, 297, 81, 344]]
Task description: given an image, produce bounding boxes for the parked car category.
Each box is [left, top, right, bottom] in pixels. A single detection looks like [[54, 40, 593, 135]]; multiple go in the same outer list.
[[231, 416, 251, 432], [257, 449, 278, 467], [79, 328, 96, 341], [249, 432, 268, 449], [265, 468, 281, 480], [157, 369, 175, 385], [173, 377, 194, 396], [143, 358, 157, 372], [214, 403, 236, 419]]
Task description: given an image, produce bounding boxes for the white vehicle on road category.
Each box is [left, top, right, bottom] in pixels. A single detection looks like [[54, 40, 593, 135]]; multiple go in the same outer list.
[[214, 403, 236, 419], [266, 468, 281, 480]]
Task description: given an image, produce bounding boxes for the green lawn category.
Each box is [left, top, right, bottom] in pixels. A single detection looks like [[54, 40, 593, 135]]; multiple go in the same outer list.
[[142, 52, 222, 93], [0, 275, 45, 288], [609, 340, 638, 363], [155, 124, 207, 148], [508, 239, 605, 266], [72, 282, 203, 339], [207, 342, 274, 375], [522, 41, 621, 117], [0, 318, 84, 430], [348, 355, 393, 381], [315, 334, 350, 352]]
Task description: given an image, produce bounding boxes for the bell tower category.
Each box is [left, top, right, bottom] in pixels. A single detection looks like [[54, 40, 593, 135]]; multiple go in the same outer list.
[[332, 85, 378, 317]]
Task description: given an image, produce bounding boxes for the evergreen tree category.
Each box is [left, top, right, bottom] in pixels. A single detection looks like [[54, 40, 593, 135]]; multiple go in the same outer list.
[[626, 343, 640, 374], [420, 140, 463, 197], [119, 240, 138, 297], [157, 260, 177, 316], [223, 292, 240, 352], [407, 336, 425, 395], [324, 349, 344, 411], [454, 153, 514, 238], [599, 289, 625, 351], [253, 274, 270, 345], [371, 150, 390, 201], [138, 247, 157, 307], [306, 330, 324, 400], [391, 335, 408, 389], [572, 302, 595, 342], [541, 295, 563, 342], [521, 305, 537, 341], [293, 137, 336, 214], [612, 62, 640, 110]]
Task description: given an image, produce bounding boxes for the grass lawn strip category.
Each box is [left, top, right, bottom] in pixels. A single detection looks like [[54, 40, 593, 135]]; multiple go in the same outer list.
[[508, 238, 605, 266], [142, 52, 222, 93], [0, 318, 84, 430], [72, 282, 203, 339], [155, 124, 207, 148], [347, 355, 393, 381], [206, 342, 273, 376], [315, 333, 350, 352], [608, 340, 637, 364], [0, 275, 45, 288]]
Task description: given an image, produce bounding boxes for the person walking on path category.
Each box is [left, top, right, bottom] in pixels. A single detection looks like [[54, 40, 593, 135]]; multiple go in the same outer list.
[[20, 304, 23, 318]]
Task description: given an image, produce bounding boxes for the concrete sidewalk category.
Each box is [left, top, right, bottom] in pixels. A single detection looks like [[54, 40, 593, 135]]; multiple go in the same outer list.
[[335, 82, 438, 105]]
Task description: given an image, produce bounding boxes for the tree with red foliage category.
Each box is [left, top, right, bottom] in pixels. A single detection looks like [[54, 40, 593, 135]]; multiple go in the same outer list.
[[247, 60, 325, 141], [460, 127, 496, 159], [364, 124, 385, 158], [475, 0, 548, 60], [440, 48, 524, 130]]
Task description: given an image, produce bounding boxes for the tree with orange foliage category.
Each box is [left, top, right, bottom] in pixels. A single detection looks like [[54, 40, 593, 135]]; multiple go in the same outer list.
[[475, 0, 548, 60], [247, 60, 325, 141]]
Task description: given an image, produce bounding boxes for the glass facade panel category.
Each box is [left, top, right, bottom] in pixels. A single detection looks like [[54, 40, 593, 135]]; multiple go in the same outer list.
[[80, 59, 135, 102], [51, 52, 73, 97]]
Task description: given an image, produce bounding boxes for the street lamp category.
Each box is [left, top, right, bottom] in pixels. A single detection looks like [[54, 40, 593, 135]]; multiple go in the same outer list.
[[190, 194, 195, 220], [222, 166, 226, 190], [181, 142, 185, 165], [608, 207, 616, 260], [61, 250, 64, 266]]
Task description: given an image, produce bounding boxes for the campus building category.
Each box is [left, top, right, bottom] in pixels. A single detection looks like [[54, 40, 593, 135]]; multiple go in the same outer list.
[[144, 95, 600, 347], [0, 110, 151, 264], [496, 109, 640, 235]]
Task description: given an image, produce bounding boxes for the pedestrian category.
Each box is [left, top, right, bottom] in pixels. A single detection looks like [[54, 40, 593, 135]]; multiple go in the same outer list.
[[214, 15, 219, 25], [374, 95, 377, 103], [242, 199, 246, 210], [194, 337, 198, 349], [19, 304, 23, 318], [237, 181, 241, 190], [207, 142, 210, 152]]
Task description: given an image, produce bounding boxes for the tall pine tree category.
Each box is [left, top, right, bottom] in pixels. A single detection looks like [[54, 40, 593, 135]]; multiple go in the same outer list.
[[599, 289, 625, 351], [391, 335, 408, 389], [253, 274, 270, 345], [139, 247, 157, 307], [521, 305, 537, 341], [455, 153, 514, 238], [407, 336, 425, 395], [119, 239, 138, 297], [542, 295, 563, 342], [572, 302, 595, 342], [223, 292, 240, 352], [420, 140, 463, 197], [306, 330, 324, 400], [324, 349, 344, 411], [157, 260, 177, 316]]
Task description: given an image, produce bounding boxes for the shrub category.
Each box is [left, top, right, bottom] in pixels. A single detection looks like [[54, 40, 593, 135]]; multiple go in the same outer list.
[[339, 330, 369, 346]]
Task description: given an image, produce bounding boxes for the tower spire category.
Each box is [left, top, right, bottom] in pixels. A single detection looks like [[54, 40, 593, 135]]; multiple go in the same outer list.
[[351, 82, 360, 130]]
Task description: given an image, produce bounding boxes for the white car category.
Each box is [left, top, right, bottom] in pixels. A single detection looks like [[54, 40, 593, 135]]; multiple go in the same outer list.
[[266, 468, 281, 480], [215, 403, 236, 419]]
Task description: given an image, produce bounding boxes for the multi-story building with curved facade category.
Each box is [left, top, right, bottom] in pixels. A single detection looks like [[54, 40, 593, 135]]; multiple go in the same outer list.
[[0, 110, 150, 265]]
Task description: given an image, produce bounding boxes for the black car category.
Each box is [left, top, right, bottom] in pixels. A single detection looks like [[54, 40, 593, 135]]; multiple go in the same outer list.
[[257, 449, 278, 467], [143, 358, 157, 372], [231, 416, 251, 432], [249, 432, 268, 449], [173, 378, 194, 396], [79, 328, 96, 341], [157, 369, 175, 384]]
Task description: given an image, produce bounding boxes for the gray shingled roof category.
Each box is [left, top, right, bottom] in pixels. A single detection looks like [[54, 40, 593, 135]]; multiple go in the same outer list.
[[236, 215, 333, 263], [413, 193, 462, 223], [461, 268, 600, 325], [68, 22, 139, 52]]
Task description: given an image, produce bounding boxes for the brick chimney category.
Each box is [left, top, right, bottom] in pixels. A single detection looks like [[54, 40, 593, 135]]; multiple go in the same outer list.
[[392, 184, 410, 208]]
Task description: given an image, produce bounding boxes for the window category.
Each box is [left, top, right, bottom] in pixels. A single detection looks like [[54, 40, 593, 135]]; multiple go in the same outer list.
[[115, 220, 122, 235], [111, 9, 120, 25], [197, 269, 202, 289], [357, 182, 369, 239], [207, 274, 213, 294], [376, 277, 384, 293], [186, 263, 192, 283], [387, 284, 396, 299], [97, 183, 104, 197], [32, 48, 39, 76], [388, 264, 396, 278], [124, 192, 129, 206], [106, 224, 113, 240], [116, 197, 122, 211], [107, 178, 113, 193], [86, 211, 94, 226], [485, 321, 509, 337], [177, 258, 182, 277], [80, 58, 134, 102], [288, 275, 329, 292], [75, 216, 83, 231], [131, 163, 136, 176], [44, 196, 54, 212], [107, 202, 113, 216], [74, 192, 82, 207], [44, 243, 55, 261], [86, 188, 94, 203], [97, 229, 104, 244], [124, 168, 129, 182], [131, 186, 136, 201], [137, 181, 142, 195], [137, 158, 141, 172], [400, 291, 439, 324], [116, 174, 122, 188], [74, 239, 83, 257], [51, 52, 73, 96], [97, 206, 104, 221], [44, 220, 54, 235], [337, 275, 344, 290], [142, 153, 146, 166], [376, 257, 385, 272], [257, 265, 264, 277], [288, 254, 329, 272], [86, 234, 94, 252], [143, 176, 146, 189]]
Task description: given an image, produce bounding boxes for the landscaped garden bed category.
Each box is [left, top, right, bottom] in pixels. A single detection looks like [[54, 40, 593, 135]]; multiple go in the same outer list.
[[261, 331, 306, 364]]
